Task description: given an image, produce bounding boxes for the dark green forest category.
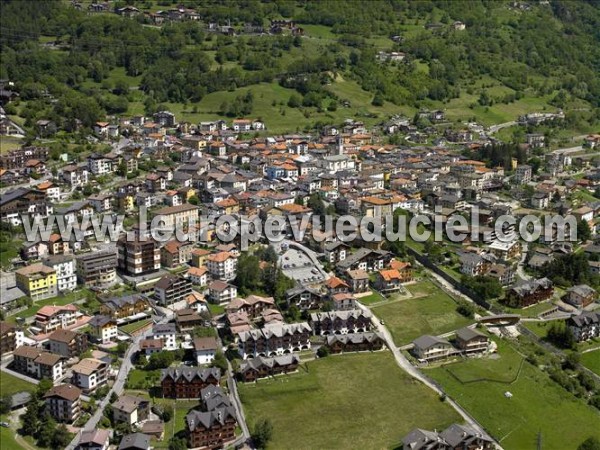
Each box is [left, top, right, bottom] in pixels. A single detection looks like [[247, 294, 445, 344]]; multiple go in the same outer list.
[[1, 0, 599, 130]]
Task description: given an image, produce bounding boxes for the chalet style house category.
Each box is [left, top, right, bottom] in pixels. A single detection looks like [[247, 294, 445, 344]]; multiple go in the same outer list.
[[325, 332, 385, 353], [161, 367, 221, 399], [412, 335, 455, 362], [563, 284, 597, 308], [225, 295, 276, 319], [454, 327, 490, 355], [567, 311, 600, 342], [285, 286, 324, 310], [310, 309, 373, 335], [237, 322, 311, 359], [504, 277, 553, 307], [186, 407, 237, 449], [403, 423, 494, 450], [238, 354, 300, 382]]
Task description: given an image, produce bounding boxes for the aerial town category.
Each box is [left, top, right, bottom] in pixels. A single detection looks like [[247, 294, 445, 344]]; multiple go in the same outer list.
[[1, 1, 600, 450]]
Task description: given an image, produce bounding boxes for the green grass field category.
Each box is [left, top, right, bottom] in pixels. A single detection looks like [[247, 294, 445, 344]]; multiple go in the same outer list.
[[126, 369, 161, 390], [372, 281, 472, 345], [426, 339, 600, 449], [0, 415, 22, 450], [119, 318, 153, 335], [239, 352, 461, 450], [356, 291, 386, 305], [581, 349, 600, 376], [0, 371, 37, 396]]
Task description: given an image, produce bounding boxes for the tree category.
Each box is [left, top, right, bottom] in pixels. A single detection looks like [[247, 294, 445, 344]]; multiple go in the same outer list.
[[307, 193, 326, 217], [0, 395, 12, 415], [252, 418, 273, 449], [371, 92, 384, 106], [37, 378, 53, 397], [162, 404, 173, 423], [287, 94, 301, 108], [579, 437, 600, 450], [21, 397, 43, 436], [546, 321, 576, 349], [37, 413, 57, 448], [169, 436, 187, 450], [52, 423, 71, 449], [577, 219, 592, 243], [110, 392, 119, 403], [235, 253, 262, 295], [317, 346, 330, 358], [188, 195, 199, 205], [563, 351, 581, 370], [146, 350, 175, 370], [211, 351, 229, 372]]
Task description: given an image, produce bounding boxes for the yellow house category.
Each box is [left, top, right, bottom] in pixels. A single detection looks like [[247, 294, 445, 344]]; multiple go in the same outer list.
[[215, 197, 240, 215], [15, 263, 58, 301], [118, 194, 135, 212]]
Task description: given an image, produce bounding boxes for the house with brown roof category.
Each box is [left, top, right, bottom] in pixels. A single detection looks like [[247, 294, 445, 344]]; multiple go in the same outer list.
[[186, 266, 209, 286], [345, 269, 370, 293], [71, 358, 108, 393], [191, 248, 213, 267], [206, 251, 238, 281], [76, 428, 111, 450], [208, 280, 238, 304], [0, 321, 24, 355], [12, 345, 64, 381], [44, 384, 82, 423], [161, 240, 194, 268], [225, 295, 276, 320], [48, 329, 88, 358], [112, 394, 150, 426], [194, 337, 219, 365], [175, 308, 205, 331]]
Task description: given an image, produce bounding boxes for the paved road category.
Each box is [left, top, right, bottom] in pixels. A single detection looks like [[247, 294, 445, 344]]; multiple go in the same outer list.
[[515, 242, 531, 281], [487, 121, 516, 134], [355, 302, 504, 449], [65, 313, 170, 450], [227, 361, 251, 447]]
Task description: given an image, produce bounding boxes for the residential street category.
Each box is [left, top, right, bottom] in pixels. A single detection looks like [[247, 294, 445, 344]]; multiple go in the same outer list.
[[64, 314, 167, 450]]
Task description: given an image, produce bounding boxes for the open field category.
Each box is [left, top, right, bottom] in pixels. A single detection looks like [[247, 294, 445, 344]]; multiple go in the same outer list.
[[239, 352, 460, 450], [356, 291, 386, 305], [0, 371, 37, 396], [426, 339, 600, 449], [119, 318, 153, 335], [372, 281, 472, 345], [581, 349, 600, 376]]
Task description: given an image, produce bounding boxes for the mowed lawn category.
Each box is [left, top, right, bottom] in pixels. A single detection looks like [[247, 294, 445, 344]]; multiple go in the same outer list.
[[372, 281, 472, 346], [0, 371, 37, 396], [426, 340, 600, 449], [239, 352, 460, 450], [581, 349, 600, 376]]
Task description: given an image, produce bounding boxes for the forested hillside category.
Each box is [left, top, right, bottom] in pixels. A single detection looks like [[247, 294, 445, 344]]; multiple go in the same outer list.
[[1, 0, 599, 133]]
